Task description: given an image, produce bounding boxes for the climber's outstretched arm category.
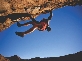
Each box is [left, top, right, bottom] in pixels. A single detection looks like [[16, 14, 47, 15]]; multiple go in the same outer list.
[[47, 11, 53, 21], [24, 26, 38, 34]]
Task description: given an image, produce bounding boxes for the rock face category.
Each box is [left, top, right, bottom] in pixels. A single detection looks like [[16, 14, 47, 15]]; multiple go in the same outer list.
[[6, 55, 21, 61], [0, 54, 10, 61], [0, 0, 82, 32], [0, 51, 82, 61]]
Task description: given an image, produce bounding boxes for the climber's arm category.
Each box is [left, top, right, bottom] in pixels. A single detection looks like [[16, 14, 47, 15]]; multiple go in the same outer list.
[[24, 26, 38, 34], [47, 11, 53, 21]]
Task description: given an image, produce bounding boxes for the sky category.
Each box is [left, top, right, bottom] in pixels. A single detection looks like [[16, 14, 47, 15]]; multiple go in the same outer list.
[[0, 5, 82, 59]]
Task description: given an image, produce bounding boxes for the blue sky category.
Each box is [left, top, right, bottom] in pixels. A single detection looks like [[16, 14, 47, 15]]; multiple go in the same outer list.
[[0, 6, 82, 59]]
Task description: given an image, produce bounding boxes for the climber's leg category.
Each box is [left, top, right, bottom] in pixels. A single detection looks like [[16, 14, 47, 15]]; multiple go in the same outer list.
[[28, 14, 37, 22], [15, 32, 25, 37], [15, 26, 37, 37], [17, 21, 32, 27]]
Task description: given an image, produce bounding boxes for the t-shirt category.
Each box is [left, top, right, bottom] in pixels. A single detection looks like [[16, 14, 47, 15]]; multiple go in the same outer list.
[[39, 21, 48, 31]]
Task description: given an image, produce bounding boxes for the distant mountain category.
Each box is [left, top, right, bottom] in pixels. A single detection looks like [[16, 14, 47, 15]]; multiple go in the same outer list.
[[0, 51, 82, 61], [0, 54, 9, 61]]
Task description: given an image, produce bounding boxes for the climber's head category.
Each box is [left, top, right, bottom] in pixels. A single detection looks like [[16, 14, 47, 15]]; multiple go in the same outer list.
[[46, 26, 51, 32]]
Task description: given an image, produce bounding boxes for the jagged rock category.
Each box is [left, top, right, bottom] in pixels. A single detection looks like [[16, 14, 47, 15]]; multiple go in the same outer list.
[[0, 0, 82, 32], [0, 51, 82, 61], [0, 54, 10, 61], [6, 55, 21, 61]]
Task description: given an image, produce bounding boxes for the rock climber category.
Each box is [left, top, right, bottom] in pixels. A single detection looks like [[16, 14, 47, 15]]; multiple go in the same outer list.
[[15, 10, 53, 37]]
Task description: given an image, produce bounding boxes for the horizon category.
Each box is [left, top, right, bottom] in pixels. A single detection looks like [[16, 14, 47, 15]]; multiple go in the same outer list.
[[1, 51, 82, 59]]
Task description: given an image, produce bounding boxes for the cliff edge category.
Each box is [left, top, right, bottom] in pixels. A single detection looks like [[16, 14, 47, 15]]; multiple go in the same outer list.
[[0, 0, 82, 32]]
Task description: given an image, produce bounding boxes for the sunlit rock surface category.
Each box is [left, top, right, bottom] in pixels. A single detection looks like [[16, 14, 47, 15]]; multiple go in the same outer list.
[[0, 0, 82, 32]]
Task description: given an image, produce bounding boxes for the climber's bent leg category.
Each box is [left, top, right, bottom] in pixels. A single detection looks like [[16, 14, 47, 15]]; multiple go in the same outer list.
[[28, 14, 38, 22], [17, 21, 32, 27]]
